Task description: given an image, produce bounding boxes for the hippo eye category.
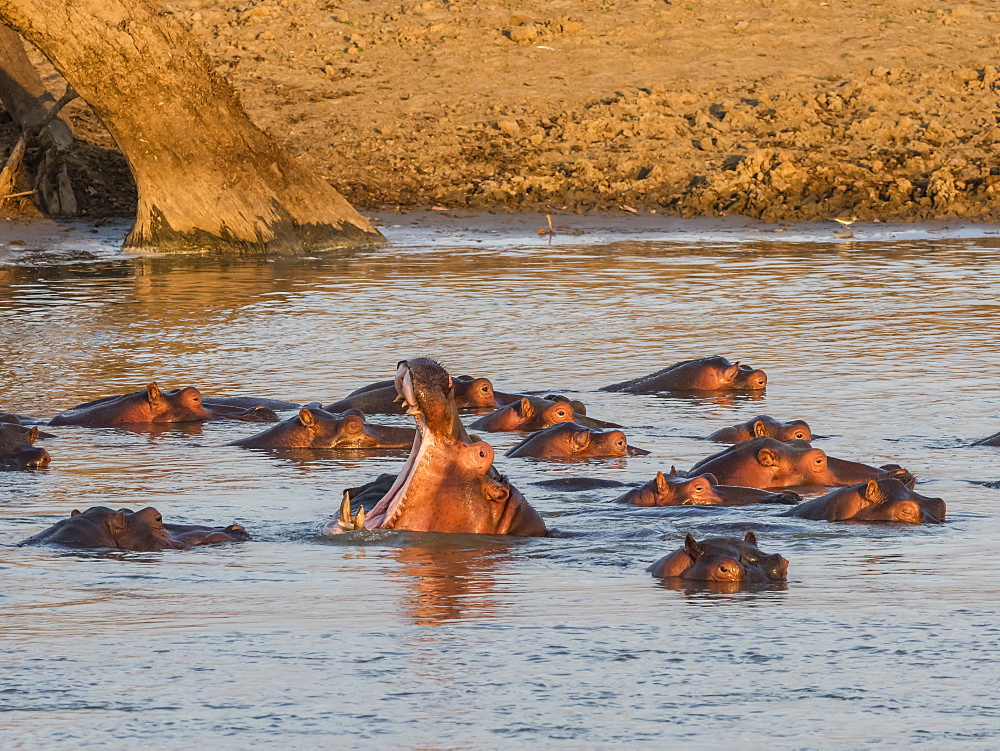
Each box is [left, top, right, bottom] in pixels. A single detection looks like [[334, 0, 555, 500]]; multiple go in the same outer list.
[[793, 431, 806, 439], [691, 483, 707, 494], [478, 448, 487, 458]]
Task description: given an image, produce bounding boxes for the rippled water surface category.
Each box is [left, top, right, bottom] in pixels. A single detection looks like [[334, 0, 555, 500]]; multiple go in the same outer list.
[[2, 219, 999, 747]]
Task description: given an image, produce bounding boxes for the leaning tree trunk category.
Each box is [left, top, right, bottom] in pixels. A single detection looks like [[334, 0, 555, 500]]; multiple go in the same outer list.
[[0, 0, 385, 253], [0, 24, 78, 216]]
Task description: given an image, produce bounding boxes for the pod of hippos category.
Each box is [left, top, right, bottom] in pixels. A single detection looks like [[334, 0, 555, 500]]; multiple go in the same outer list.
[[7, 354, 980, 586]]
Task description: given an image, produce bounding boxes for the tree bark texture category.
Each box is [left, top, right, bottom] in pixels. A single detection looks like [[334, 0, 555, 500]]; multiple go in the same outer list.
[[0, 0, 385, 252]]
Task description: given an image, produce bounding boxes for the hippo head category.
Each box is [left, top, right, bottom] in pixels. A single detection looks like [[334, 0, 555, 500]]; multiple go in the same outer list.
[[797, 478, 946, 523], [296, 407, 408, 449], [733, 363, 768, 391], [623, 468, 723, 506], [469, 396, 578, 432], [648, 531, 788, 583], [749, 416, 812, 442], [0, 425, 51, 470], [330, 358, 545, 536], [144, 383, 213, 423], [505, 422, 646, 459], [452, 375, 500, 410], [19, 506, 250, 551], [681, 357, 767, 391]]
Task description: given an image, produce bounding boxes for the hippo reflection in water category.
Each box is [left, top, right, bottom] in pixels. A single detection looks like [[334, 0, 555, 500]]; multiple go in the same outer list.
[[601, 356, 767, 394], [786, 479, 946, 523], [708, 415, 812, 444], [50, 383, 279, 427], [647, 531, 788, 583], [686, 437, 914, 490], [616, 468, 801, 506], [505, 422, 650, 459], [19, 506, 251, 551], [230, 407, 414, 449], [326, 358, 546, 536], [0, 424, 50, 470]]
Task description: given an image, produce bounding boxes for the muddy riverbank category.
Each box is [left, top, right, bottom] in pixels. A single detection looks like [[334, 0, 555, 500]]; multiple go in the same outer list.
[[6, 0, 1000, 222]]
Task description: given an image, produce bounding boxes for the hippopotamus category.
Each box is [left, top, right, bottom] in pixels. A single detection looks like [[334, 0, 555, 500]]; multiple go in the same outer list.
[[647, 531, 788, 583], [325, 358, 546, 536], [230, 407, 414, 449], [468, 395, 621, 432], [325, 374, 522, 415], [49, 383, 277, 426], [786, 479, 946, 523], [708, 415, 812, 443], [616, 468, 801, 506], [686, 437, 914, 490], [505, 422, 650, 459], [0, 424, 50, 469], [600, 356, 767, 393], [18, 506, 250, 550]]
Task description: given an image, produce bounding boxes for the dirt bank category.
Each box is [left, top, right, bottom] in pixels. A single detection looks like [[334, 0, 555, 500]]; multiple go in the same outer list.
[[7, 0, 1000, 221]]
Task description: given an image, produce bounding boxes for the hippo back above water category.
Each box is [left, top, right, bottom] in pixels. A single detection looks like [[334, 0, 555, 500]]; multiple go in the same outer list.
[[19, 506, 250, 551], [708, 415, 812, 444], [600, 356, 766, 394], [50, 383, 214, 427], [230, 407, 414, 449]]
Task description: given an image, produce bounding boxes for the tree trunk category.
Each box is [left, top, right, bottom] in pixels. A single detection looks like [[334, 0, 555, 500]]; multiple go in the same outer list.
[[0, 24, 78, 216], [0, 0, 385, 253]]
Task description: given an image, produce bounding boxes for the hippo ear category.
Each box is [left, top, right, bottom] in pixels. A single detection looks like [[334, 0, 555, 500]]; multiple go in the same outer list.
[[655, 471, 668, 493], [744, 530, 758, 546], [669, 465, 678, 476], [684, 533, 705, 560], [27, 425, 38, 443], [145, 382, 164, 405], [864, 480, 887, 504], [298, 408, 316, 427], [71, 509, 81, 517], [569, 400, 587, 415], [519, 397, 534, 418], [756, 448, 779, 467], [723, 363, 739, 381], [108, 509, 128, 537], [752, 420, 767, 438]]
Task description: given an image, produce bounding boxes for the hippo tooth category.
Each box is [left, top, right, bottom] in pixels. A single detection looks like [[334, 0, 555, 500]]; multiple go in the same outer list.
[[393, 393, 406, 403], [405, 406, 424, 416], [355, 507, 366, 529], [339, 492, 352, 526]]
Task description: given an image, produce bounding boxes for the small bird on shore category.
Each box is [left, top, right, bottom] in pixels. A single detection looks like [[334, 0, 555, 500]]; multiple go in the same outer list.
[[831, 215, 857, 238]]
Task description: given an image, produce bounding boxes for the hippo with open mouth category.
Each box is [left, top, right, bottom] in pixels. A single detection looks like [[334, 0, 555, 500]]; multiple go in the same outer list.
[[600, 356, 767, 393], [19, 506, 250, 551], [324, 358, 546, 536]]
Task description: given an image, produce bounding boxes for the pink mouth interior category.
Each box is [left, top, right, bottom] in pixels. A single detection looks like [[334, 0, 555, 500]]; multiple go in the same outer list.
[[363, 364, 429, 529]]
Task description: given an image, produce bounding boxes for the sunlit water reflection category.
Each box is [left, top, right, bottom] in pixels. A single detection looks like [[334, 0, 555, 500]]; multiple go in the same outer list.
[[1, 221, 999, 746]]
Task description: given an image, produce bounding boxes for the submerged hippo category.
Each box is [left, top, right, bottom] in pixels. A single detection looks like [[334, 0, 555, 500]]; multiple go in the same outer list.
[[617, 468, 801, 506], [49, 383, 277, 427], [973, 430, 1000, 447], [325, 373, 521, 415], [0, 424, 50, 470], [686, 437, 913, 490], [326, 358, 546, 536], [647, 531, 788, 583], [468, 395, 621, 432], [505, 422, 650, 459], [600, 356, 767, 393], [19, 506, 250, 550], [786, 479, 946, 523], [708, 415, 812, 444], [230, 407, 414, 449]]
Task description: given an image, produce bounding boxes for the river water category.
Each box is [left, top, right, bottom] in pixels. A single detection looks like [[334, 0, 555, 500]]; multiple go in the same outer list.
[[1, 216, 999, 748]]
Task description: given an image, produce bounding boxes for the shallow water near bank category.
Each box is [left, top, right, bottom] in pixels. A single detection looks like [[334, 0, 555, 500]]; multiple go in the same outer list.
[[1, 219, 999, 747]]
